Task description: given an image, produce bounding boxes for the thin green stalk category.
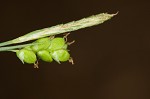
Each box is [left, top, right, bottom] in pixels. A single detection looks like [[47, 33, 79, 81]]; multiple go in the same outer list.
[[0, 43, 34, 52], [0, 13, 117, 47]]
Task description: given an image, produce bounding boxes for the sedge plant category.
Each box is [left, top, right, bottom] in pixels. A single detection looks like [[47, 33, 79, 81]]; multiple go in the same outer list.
[[0, 13, 117, 68]]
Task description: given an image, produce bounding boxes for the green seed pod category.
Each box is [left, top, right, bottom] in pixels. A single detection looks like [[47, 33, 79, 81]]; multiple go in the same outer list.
[[48, 37, 67, 52], [24, 46, 32, 51], [63, 44, 68, 49], [51, 49, 70, 63], [37, 50, 53, 62], [31, 37, 51, 52], [16, 49, 37, 64]]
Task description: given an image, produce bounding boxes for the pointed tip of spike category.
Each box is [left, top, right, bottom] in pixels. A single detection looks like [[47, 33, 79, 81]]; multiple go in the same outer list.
[[113, 11, 119, 16]]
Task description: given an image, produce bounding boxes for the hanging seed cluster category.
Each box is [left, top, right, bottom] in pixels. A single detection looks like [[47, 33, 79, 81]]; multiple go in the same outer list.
[[16, 36, 73, 68]]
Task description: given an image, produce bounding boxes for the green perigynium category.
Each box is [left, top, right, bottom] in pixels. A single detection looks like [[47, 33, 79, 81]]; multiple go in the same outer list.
[[37, 50, 53, 62], [31, 37, 51, 52], [16, 49, 37, 64], [51, 49, 70, 63], [24, 46, 33, 51], [48, 37, 67, 52]]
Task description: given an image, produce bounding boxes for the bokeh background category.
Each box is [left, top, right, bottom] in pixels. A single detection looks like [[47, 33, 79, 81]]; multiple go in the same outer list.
[[0, 0, 149, 99]]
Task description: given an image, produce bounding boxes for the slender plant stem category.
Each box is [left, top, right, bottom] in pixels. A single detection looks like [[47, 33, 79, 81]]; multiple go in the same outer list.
[[0, 43, 34, 52], [0, 41, 13, 47], [0, 13, 117, 47]]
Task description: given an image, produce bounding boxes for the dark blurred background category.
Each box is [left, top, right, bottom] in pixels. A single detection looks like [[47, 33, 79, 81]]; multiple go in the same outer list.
[[0, 0, 149, 99]]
